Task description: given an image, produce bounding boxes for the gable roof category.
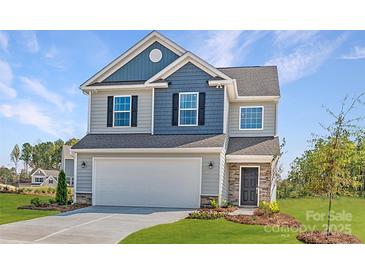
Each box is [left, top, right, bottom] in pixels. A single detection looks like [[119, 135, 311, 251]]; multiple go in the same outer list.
[[31, 168, 59, 178], [146, 52, 231, 83], [218, 66, 280, 97], [80, 31, 186, 89]]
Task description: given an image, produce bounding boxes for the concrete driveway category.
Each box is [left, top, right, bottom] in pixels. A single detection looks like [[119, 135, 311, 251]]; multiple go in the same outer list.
[[0, 206, 191, 244]]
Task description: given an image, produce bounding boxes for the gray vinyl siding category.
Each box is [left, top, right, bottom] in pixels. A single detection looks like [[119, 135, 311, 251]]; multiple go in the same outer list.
[[228, 102, 277, 137], [64, 159, 74, 177], [103, 42, 179, 82], [76, 153, 220, 195], [90, 89, 152, 133], [154, 62, 224, 134]]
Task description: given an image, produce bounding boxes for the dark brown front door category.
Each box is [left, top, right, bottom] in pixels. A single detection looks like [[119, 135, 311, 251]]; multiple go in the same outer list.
[[240, 167, 258, 206]]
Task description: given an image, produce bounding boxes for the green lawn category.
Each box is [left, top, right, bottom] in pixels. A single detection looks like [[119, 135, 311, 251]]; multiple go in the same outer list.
[[120, 197, 365, 244], [0, 193, 59, 225]]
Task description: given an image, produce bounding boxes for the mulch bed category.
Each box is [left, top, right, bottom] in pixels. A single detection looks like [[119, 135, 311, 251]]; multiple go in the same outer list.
[[225, 212, 302, 228], [297, 231, 362, 244], [200, 207, 238, 213], [18, 204, 88, 213]]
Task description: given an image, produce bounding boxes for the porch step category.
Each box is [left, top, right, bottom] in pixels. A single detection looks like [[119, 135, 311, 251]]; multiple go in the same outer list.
[[229, 208, 256, 216]]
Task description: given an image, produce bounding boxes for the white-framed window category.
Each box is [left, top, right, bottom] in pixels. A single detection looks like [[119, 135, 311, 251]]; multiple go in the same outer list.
[[34, 177, 44, 183], [178, 92, 199, 126], [113, 95, 131, 127], [239, 106, 264, 130]]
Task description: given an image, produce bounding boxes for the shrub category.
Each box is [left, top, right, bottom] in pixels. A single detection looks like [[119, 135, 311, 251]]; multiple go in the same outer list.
[[30, 197, 42, 207], [221, 199, 234, 208], [188, 210, 226, 220], [259, 201, 280, 215], [48, 198, 56, 204], [209, 199, 218, 209], [56, 170, 67, 205], [269, 201, 280, 213]]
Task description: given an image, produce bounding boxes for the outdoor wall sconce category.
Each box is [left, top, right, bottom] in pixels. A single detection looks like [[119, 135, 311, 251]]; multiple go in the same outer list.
[[208, 161, 214, 169], [81, 161, 86, 168]]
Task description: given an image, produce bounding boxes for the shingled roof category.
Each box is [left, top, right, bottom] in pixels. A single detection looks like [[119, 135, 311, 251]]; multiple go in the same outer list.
[[226, 136, 280, 155], [218, 66, 280, 97], [72, 134, 226, 149]]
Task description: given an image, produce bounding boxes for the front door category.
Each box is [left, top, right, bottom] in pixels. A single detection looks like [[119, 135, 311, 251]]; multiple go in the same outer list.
[[240, 167, 258, 206]]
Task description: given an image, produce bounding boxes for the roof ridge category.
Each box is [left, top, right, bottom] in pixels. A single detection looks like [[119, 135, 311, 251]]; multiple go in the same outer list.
[[218, 65, 277, 69]]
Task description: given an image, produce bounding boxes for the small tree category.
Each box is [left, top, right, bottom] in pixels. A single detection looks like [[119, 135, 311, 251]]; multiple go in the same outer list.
[[306, 93, 364, 235], [56, 170, 68, 205]]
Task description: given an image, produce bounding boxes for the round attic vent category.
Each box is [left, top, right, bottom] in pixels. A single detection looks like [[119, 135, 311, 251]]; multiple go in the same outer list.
[[149, 48, 162, 63]]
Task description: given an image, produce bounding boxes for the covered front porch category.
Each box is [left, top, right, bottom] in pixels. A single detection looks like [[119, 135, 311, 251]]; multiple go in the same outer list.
[[225, 136, 280, 207]]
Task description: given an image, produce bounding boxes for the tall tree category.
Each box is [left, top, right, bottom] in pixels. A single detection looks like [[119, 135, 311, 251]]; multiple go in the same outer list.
[[10, 144, 20, 174], [20, 143, 33, 175]]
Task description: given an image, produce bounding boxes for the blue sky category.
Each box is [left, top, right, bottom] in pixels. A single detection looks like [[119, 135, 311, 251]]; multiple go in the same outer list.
[[0, 30, 364, 174]]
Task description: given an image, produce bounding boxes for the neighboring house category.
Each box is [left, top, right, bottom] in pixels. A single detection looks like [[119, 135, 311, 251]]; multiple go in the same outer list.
[[61, 145, 75, 186], [31, 168, 59, 187], [72, 31, 280, 208]]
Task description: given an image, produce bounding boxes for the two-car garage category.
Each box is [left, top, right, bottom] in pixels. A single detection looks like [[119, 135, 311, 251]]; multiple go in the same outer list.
[[92, 157, 202, 208]]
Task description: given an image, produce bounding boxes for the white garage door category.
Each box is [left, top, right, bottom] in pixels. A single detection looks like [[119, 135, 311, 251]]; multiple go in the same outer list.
[[93, 157, 202, 208]]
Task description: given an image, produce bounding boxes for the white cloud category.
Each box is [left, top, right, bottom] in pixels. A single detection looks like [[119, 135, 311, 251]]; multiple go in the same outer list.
[[0, 82, 16, 98], [0, 31, 8, 52], [273, 31, 319, 47], [194, 31, 243, 67], [0, 59, 13, 84], [20, 76, 75, 112], [341, 46, 365, 60], [20, 31, 39, 53], [45, 47, 58, 59], [265, 34, 347, 84], [0, 101, 74, 136], [0, 59, 16, 98]]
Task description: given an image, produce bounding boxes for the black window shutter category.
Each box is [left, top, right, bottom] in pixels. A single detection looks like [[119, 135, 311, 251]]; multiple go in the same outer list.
[[107, 96, 114, 127], [172, 93, 179, 126], [131, 96, 138, 127], [198, 92, 206, 125]]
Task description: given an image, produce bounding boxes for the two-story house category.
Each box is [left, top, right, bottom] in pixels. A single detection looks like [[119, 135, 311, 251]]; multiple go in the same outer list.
[[71, 31, 280, 208]]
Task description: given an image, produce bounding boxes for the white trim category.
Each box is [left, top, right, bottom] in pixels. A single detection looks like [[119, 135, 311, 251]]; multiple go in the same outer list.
[[80, 31, 186, 89], [72, 147, 223, 154], [87, 93, 91, 133], [112, 95, 131, 128], [200, 193, 219, 196], [75, 191, 92, 194], [226, 155, 274, 163], [275, 100, 279, 136], [146, 52, 231, 84], [81, 82, 168, 91], [73, 153, 77, 204], [239, 165, 260, 207], [235, 96, 280, 102], [92, 157, 202, 208], [43, 175, 58, 185], [223, 85, 229, 134], [178, 92, 199, 127], [239, 106, 264, 131], [151, 88, 155, 134]]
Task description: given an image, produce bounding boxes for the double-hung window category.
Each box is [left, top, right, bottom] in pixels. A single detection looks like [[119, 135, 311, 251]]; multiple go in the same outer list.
[[113, 96, 131, 127], [179, 92, 198, 126], [239, 106, 264, 130]]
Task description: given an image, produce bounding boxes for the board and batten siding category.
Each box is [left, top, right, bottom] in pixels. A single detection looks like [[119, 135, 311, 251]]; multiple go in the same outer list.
[[103, 42, 179, 82], [89, 89, 152, 134], [76, 153, 220, 195], [154, 62, 224, 134], [228, 101, 277, 137]]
